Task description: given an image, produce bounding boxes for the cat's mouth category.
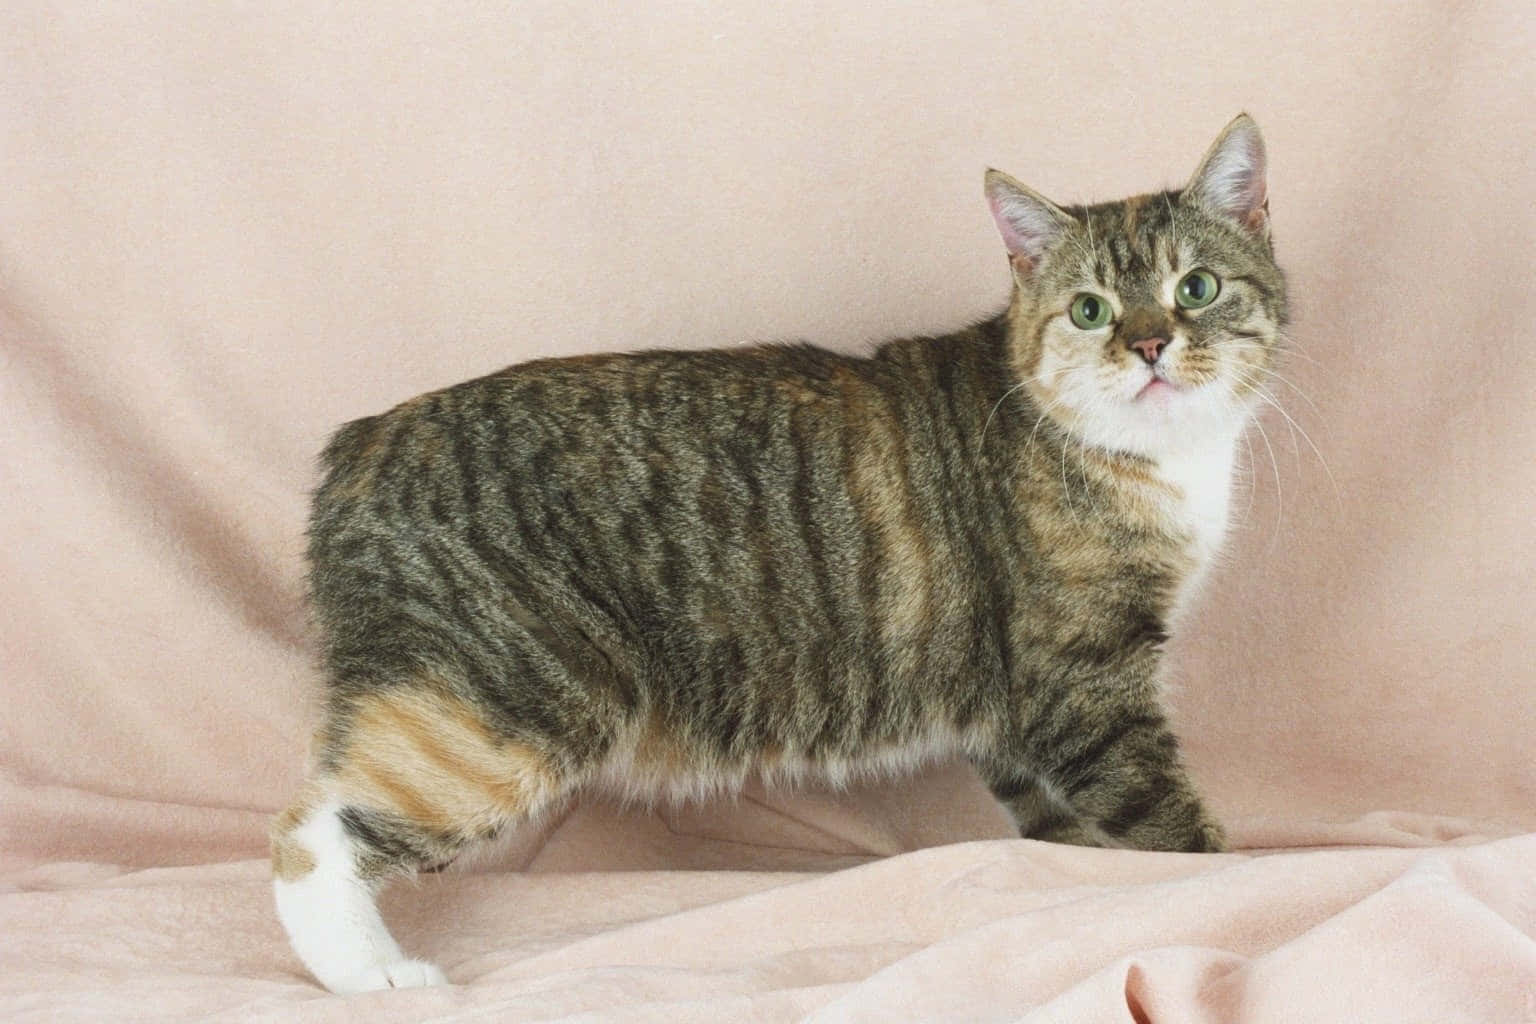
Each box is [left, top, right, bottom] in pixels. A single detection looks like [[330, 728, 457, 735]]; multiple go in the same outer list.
[[1134, 370, 1183, 401]]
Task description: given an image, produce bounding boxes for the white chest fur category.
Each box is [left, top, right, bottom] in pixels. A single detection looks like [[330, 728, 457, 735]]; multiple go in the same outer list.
[[1150, 433, 1239, 622]]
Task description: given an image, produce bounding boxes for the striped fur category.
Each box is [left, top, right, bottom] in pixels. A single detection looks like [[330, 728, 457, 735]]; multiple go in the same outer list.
[[272, 114, 1288, 990]]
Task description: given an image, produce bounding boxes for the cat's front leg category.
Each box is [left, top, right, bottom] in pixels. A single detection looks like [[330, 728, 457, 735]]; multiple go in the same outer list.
[[978, 771, 1109, 847], [976, 692, 1226, 853]]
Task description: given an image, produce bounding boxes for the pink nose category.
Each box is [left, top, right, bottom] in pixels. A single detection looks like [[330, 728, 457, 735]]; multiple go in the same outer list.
[[1130, 337, 1167, 365]]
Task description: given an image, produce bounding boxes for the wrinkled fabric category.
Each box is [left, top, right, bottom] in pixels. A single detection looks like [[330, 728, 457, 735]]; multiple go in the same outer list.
[[4, 836, 1533, 1022]]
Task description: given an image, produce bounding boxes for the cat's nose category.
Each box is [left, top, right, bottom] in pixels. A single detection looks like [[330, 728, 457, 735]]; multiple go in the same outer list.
[[1129, 337, 1167, 365]]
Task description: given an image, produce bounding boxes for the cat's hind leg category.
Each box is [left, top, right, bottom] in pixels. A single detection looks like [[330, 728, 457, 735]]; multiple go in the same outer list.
[[270, 686, 569, 993], [271, 790, 448, 993]]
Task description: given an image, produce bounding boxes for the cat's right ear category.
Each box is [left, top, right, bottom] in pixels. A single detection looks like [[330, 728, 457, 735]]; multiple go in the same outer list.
[[984, 169, 1075, 276]]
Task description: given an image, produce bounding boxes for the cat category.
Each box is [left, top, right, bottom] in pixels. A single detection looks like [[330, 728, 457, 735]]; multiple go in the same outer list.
[[271, 114, 1287, 993]]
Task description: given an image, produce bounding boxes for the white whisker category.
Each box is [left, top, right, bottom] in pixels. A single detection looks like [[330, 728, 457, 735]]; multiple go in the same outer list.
[[1231, 383, 1286, 552], [1072, 395, 1104, 520], [1217, 345, 1327, 416], [977, 380, 1031, 455], [1233, 372, 1344, 514], [978, 369, 1066, 457]]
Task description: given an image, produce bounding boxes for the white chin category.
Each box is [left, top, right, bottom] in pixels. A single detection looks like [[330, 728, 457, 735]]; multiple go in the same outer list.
[[1073, 382, 1246, 458]]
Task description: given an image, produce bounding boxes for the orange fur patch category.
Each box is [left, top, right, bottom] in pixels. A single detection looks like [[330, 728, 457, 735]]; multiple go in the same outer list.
[[270, 782, 322, 882], [331, 689, 556, 837], [628, 711, 693, 777]]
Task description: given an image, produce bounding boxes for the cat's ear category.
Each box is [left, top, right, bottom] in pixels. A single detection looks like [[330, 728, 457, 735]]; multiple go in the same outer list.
[[1185, 113, 1268, 235], [984, 169, 1076, 274]]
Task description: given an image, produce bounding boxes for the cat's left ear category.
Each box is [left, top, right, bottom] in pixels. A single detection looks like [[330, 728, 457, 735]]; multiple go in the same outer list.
[[1185, 113, 1269, 236]]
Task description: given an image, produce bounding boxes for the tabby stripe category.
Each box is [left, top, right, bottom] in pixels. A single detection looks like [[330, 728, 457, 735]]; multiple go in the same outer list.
[[1053, 712, 1166, 796], [337, 805, 442, 864], [1099, 783, 1184, 839]]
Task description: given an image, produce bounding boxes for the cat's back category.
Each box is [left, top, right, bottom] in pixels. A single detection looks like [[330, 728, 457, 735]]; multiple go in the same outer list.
[[303, 334, 1014, 709], [304, 339, 949, 650], [314, 342, 886, 500]]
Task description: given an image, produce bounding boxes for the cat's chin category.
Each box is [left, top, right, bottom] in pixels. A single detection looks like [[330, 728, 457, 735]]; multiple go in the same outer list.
[[1124, 369, 1231, 419], [1058, 381, 1246, 460]]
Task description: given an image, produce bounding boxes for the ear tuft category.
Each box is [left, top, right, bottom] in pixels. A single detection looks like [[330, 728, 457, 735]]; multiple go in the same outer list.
[[984, 169, 1074, 273], [1185, 114, 1269, 234]]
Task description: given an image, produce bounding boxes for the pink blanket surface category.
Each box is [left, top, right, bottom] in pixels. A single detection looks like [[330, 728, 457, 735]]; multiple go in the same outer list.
[[3, 0, 1533, 1020], [5, 829, 1534, 1021]]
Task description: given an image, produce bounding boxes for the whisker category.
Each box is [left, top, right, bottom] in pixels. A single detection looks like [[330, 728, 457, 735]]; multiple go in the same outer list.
[[1226, 363, 1326, 429], [1251, 413, 1284, 553], [977, 380, 1031, 455], [1060, 404, 1081, 521], [1211, 385, 1259, 527], [1022, 404, 1055, 459], [1219, 329, 1322, 369], [1239, 420, 1258, 524], [1254, 369, 1325, 419], [977, 369, 1066, 456], [1274, 345, 1322, 368], [1161, 191, 1182, 267], [1015, 387, 1078, 516], [1081, 213, 1100, 282], [1274, 329, 1320, 361], [1236, 376, 1344, 515], [1218, 348, 1327, 416], [1072, 393, 1110, 520]]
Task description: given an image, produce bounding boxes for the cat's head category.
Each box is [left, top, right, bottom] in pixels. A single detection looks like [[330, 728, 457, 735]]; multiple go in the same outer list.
[[985, 114, 1287, 459]]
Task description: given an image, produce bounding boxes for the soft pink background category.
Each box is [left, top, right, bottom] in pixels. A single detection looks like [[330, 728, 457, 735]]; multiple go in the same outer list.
[[2, 2, 1533, 1019]]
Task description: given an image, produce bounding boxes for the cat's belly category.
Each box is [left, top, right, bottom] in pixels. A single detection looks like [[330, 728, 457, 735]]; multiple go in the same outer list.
[[589, 711, 987, 806]]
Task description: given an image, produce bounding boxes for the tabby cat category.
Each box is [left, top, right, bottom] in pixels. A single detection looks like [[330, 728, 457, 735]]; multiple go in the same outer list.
[[272, 114, 1286, 992]]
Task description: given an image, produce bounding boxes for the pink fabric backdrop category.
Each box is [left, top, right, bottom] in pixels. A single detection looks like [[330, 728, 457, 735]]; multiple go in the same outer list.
[[2, 2, 1532, 1019]]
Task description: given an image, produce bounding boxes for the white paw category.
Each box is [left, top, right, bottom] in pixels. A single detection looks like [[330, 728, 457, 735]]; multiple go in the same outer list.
[[330, 958, 449, 994]]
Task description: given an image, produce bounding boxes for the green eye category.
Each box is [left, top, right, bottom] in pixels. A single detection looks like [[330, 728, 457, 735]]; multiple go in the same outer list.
[[1069, 292, 1112, 330], [1175, 269, 1220, 309]]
